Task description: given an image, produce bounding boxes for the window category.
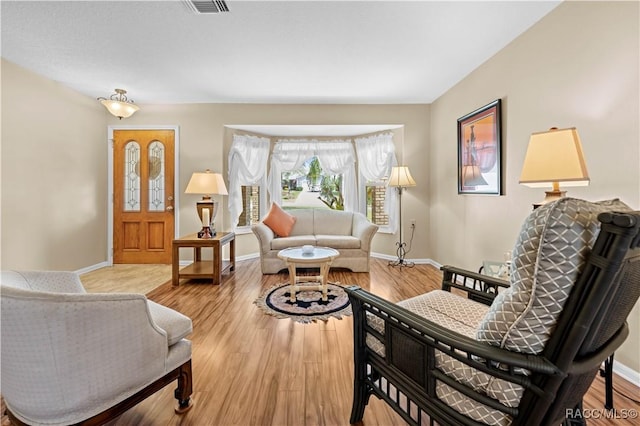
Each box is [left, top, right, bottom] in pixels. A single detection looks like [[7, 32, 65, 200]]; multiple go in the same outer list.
[[228, 128, 400, 234], [281, 156, 342, 210], [269, 140, 357, 212]]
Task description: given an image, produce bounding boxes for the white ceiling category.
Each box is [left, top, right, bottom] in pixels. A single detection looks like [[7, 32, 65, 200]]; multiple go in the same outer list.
[[1, 0, 560, 105]]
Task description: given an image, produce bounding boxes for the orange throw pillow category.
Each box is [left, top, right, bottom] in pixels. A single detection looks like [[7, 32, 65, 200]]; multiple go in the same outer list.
[[262, 203, 296, 237]]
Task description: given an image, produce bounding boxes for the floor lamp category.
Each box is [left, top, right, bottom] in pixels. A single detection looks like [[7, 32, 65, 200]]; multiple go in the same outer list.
[[388, 165, 416, 268]]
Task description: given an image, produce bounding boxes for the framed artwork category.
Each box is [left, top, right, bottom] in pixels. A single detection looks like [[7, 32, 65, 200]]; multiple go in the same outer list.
[[457, 99, 502, 195]]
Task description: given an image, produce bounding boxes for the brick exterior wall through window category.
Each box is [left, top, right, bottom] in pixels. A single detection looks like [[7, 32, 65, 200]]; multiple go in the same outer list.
[[238, 186, 260, 226], [370, 185, 389, 226]]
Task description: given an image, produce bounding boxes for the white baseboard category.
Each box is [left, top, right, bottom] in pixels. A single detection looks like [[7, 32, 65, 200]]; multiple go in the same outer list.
[[75, 261, 110, 275], [370, 252, 436, 265], [613, 360, 640, 386]]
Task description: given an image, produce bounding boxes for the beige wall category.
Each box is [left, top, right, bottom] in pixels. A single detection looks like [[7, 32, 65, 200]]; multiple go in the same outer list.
[[115, 103, 430, 259], [430, 1, 639, 372], [1, 59, 108, 270]]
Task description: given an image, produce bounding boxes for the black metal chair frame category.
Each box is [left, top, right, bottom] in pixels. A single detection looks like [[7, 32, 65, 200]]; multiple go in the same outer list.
[[347, 211, 640, 426]]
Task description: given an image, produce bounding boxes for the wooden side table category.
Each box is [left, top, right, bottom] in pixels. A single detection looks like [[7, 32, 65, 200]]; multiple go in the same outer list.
[[172, 232, 235, 286]]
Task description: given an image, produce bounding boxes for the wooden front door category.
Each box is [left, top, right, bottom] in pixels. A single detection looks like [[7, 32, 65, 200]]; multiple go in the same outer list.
[[113, 130, 175, 264]]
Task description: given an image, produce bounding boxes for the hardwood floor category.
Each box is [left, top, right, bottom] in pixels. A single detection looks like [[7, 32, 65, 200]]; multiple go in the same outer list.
[[75, 258, 638, 426]]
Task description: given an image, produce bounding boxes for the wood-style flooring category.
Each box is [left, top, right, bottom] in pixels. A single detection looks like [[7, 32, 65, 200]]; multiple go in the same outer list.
[[73, 259, 640, 425]]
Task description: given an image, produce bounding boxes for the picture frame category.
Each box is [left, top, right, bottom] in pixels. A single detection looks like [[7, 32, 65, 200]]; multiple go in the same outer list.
[[457, 99, 502, 195]]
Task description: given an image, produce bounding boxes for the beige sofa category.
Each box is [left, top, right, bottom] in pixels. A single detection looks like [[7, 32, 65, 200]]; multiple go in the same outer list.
[[251, 209, 378, 274]]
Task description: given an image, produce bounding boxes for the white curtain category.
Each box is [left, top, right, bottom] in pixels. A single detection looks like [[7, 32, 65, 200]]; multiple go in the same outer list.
[[267, 140, 315, 206], [228, 134, 270, 228], [268, 139, 357, 212], [355, 133, 398, 231], [314, 140, 357, 212]]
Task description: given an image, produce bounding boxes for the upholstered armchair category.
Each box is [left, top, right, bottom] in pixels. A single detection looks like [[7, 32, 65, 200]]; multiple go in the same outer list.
[[1, 270, 193, 425], [347, 198, 640, 425]]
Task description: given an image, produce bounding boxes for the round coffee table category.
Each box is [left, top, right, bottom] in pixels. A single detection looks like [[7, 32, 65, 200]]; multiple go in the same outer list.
[[277, 246, 340, 302]]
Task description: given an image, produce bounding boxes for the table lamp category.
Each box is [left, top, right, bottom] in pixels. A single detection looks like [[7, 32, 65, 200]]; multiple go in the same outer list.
[[519, 127, 589, 208], [387, 165, 416, 268], [185, 169, 228, 238]]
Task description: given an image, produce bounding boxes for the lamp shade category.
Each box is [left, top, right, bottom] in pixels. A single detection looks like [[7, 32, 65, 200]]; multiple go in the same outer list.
[[387, 166, 416, 188], [519, 127, 589, 188], [97, 88, 139, 119], [100, 99, 139, 119], [185, 170, 228, 195]]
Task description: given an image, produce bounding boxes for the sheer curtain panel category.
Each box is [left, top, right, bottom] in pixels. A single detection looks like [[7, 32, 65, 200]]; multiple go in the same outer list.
[[228, 134, 270, 229], [355, 133, 398, 231], [314, 140, 357, 212]]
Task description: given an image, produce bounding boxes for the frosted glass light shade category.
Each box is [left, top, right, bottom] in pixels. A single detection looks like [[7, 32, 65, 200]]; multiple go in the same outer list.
[[387, 166, 416, 188], [98, 88, 139, 119], [100, 99, 139, 119]]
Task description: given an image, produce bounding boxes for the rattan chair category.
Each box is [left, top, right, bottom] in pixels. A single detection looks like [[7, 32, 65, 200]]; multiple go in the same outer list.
[[347, 199, 639, 426]]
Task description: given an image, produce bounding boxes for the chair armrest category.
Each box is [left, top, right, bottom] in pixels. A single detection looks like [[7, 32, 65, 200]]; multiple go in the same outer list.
[[352, 213, 379, 251], [440, 265, 510, 306], [251, 222, 275, 253]]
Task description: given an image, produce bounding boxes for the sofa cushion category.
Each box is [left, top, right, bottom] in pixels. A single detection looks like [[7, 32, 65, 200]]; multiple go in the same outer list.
[[271, 236, 317, 250], [288, 210, 315, 236], [263, 202, 296, 237], [313, 209, 353, 235], [147, 301, 193, 346], [315, 235, 361, 249], [477, 198, 631, 354]]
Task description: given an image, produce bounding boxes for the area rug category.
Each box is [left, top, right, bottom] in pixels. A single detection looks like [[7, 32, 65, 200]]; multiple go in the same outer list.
[[254, 282, 352, 324]]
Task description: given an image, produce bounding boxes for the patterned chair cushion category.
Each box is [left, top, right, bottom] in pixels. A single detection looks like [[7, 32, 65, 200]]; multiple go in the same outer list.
[[477, 197, 631, 354], [366, 290, 488, 358]]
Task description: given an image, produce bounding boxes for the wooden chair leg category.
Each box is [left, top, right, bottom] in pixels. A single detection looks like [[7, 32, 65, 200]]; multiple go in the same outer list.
[[174, 359, 194, 414]]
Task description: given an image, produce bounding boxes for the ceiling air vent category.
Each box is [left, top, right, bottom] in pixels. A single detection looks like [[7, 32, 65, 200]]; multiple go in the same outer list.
[[185, 0, 230, 14]]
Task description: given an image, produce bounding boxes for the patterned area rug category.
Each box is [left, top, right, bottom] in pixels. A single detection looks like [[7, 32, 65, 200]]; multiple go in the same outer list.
[[254, 282, 352, 324]]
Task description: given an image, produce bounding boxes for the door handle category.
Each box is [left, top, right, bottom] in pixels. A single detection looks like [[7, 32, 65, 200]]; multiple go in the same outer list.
[[166, 206, 174, 211]]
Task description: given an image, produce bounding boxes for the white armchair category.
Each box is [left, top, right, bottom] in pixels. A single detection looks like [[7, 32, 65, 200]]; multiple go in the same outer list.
[[1, 270, 193, 426]]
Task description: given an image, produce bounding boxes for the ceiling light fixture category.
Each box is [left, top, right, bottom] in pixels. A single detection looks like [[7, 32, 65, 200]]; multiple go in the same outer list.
[[97, 88, 140, 119]]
